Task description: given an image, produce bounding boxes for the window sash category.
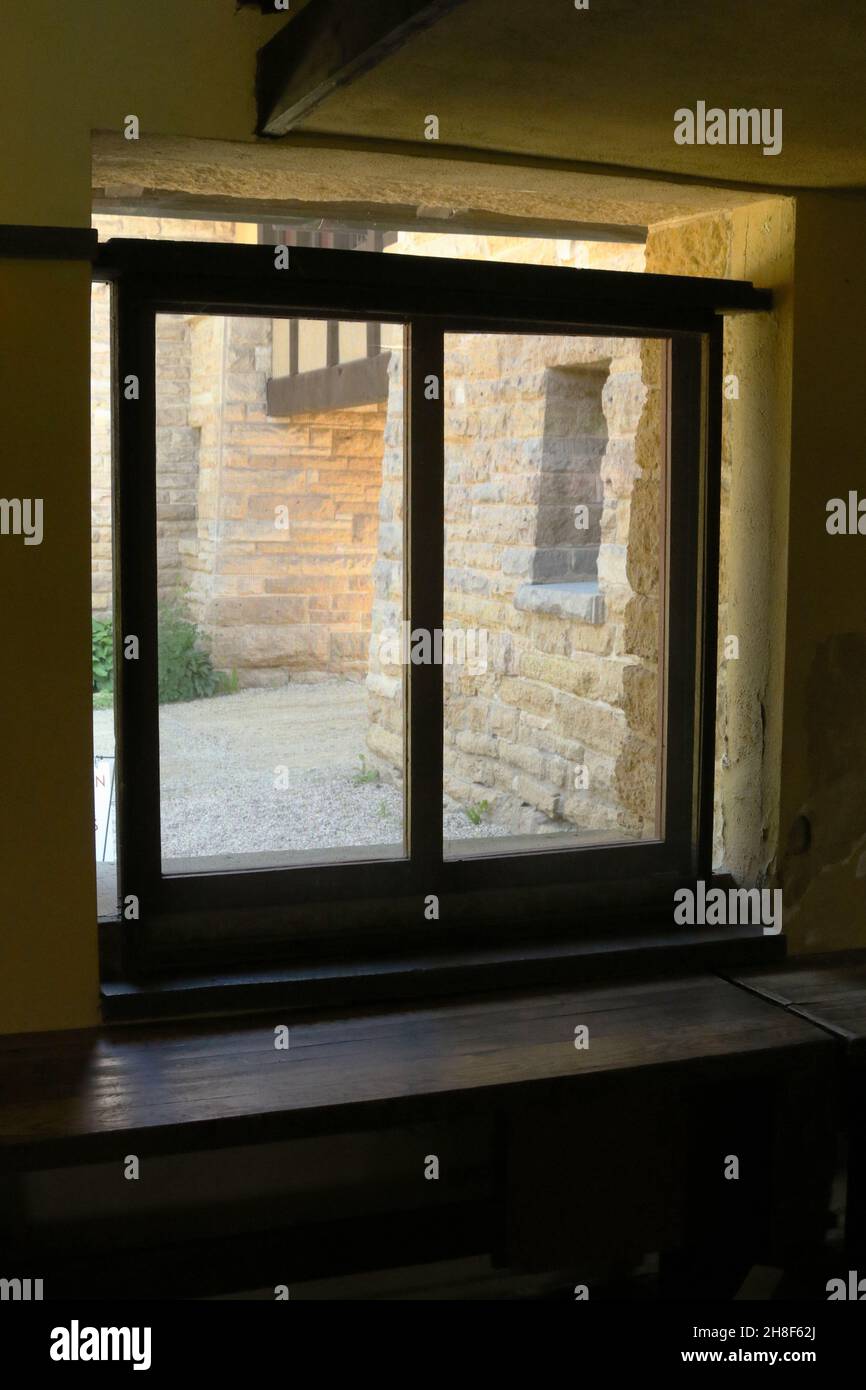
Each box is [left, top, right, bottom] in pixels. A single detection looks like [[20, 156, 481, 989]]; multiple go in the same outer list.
[[98, 239, 733, 974]]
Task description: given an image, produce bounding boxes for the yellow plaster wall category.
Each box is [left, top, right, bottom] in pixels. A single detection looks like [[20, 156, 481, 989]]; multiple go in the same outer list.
[[0, 2, 274, 1032], [0, 260, 99, 1031], [776, 195, 866, 951]]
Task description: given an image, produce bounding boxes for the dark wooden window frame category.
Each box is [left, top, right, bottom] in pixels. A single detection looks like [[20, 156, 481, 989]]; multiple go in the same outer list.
[[94, 237, 769, 988]]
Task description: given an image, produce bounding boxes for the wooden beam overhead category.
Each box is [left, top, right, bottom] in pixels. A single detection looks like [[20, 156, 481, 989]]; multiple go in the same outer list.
[[256, 0, 470, 137]]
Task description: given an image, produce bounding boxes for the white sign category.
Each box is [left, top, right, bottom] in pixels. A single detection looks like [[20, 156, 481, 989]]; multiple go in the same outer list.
[[94, 756, 116, 863]]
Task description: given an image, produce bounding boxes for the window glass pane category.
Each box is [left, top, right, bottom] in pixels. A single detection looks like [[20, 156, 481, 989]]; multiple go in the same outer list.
[[272, 318, 293, 377], [442, 332, 665, 858], [297, 318, 328, 373], [381, 323, 404, 353], [91, 281, 119, 916], [155, 313, 406, 873], [338, 321, 368, 363]]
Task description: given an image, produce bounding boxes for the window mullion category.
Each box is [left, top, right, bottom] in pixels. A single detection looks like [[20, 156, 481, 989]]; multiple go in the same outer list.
[[407, 318, 445, 877], [665, 331, 716, 873], [113, 287, 161, 948]]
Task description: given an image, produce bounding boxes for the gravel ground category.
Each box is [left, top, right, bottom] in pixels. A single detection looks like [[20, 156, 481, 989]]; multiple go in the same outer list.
[[93, 681, 509, 861]]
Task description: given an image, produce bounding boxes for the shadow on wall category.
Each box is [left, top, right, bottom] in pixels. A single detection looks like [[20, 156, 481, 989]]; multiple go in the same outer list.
[[779, 633, 866, 931], [532, 364, 607, 585]]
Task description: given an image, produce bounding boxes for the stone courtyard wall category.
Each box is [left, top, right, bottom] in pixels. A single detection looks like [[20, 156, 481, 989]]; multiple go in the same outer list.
[[90, 280, 112, 618], [91, 215, 386, 683], [366, 233, 659, 839], [181, 311, 386, 683], [91, 215, 252, 618], [155, 313, 198, 606], [92, 219, 659, 835]]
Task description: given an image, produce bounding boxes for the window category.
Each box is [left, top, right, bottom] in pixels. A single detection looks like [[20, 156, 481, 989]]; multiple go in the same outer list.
[[91, 280, 119, 919], [95, 235, 765, 982], [154, 310, 406, 875], [265, 225, 400, 417], [440, 334, 661, 861]]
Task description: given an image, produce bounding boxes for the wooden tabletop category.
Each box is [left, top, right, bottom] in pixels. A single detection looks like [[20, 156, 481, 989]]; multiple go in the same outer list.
[[727, 949, 866, 1056], [0, 973, 832, 1167]]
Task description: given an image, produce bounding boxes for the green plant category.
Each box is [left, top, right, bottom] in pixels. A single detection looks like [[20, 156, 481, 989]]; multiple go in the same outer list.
[[465, 799, 490, 826], [92, 689, 114, 711], [92, 617, 114, 693], [352, 753, 380, 786], [157, 594, 229, 704], [377, 799, 389, 819]]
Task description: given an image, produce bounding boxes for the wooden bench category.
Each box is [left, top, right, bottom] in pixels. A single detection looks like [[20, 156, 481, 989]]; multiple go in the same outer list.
[[0, 972, 837, 1298], [729, 949, 866, 1264]]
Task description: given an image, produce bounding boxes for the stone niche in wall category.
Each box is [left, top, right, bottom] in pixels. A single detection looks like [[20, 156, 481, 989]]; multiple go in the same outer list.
[[529, 363, 607, 586]]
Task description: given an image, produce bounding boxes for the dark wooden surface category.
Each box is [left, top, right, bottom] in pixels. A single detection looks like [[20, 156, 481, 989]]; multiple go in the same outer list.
[[0, 224, 97, 260], [726, 949, 866, 1054], [0, 974, 833, 1170], [3, 1205, 498, 1300], [729, 949, 866, 1261], [102, 232, 733, 972], [256, 0, 471, 136], [95, 238, 771, 316]]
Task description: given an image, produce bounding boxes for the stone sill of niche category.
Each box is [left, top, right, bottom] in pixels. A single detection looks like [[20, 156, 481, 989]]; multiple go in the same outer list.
[[514, 581, 605, 625]]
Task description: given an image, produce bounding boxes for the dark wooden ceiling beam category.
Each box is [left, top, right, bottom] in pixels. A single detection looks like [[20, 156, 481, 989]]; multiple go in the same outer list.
[[256, 0, 470, 137]]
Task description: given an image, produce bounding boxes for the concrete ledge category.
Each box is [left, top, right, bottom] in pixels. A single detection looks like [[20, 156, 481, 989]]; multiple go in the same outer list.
[[514, 581, 605, 625]]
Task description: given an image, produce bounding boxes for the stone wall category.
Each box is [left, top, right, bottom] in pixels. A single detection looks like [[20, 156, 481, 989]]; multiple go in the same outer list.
[[180, 311, 387, 683], [92, 288, 200, 615], [91, 215, 252, 618], [90, 281, 112, 618], [91, 216, 387, 683], [640, 201, 792, 882], [366, 232, 658, 839], [91, 220, 663, 837], [617, 337, 664, 834], [155, 314, 198, 605]]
